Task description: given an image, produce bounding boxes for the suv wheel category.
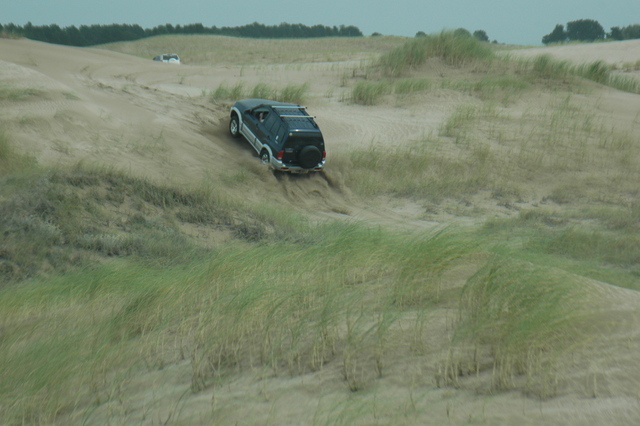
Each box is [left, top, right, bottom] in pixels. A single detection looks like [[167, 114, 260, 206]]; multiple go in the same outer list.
[[229, 116, 240, 138], [260, 150, 270, 165], [298, 145, 322, 169]]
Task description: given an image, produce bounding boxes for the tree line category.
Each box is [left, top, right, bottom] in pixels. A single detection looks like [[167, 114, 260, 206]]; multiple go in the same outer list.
[[0, 21, 363, 46], [542, 19, 640, 44]]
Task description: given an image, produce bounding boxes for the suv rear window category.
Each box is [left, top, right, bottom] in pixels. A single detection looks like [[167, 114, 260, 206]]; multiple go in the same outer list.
[[286, 135, 323, 147]]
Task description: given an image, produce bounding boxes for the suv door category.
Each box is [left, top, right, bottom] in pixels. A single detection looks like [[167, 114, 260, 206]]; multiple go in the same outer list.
[[258, 113, 279, 147], [242, 109, 262, 151]]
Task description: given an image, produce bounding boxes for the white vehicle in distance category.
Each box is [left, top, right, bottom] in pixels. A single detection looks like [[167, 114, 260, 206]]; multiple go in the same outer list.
[[152, 53, 180, 64]]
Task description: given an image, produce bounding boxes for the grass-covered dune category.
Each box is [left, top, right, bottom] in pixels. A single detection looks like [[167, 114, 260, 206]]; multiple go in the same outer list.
[[1, 32, 640, 424], [99, 33, 408, 66]]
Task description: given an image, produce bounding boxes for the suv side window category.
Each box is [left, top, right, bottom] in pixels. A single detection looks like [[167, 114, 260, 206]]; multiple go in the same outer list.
[[275, 125, 287, 145], [263, 114, 278, 132]]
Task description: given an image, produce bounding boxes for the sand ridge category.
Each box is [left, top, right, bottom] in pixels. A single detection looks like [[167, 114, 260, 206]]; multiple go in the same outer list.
[[2, 37, 640, 424]]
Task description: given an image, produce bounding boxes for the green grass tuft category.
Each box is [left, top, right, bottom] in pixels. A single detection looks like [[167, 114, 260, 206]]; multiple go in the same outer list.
[[0, 162, 313, 285], [447, 257, 588, 397], [378, 30, 494, 77], [0, 223, 472, 423], [350, 80, 391, 105], [278, 82, 309, 104], [529, 54, 571, 79], [0, 84, 45, 101], [0, 131, 36, 175], [394, 77, 431, 95], [525, 55, 640, 94], [210, 81, 308, 104]]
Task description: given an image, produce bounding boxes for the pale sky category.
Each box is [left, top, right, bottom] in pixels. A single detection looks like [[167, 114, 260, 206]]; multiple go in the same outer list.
[[2, 0, 640, 46]]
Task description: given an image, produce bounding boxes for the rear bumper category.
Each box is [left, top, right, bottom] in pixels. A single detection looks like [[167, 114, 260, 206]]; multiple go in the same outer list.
[[271, 158, 325, 173]]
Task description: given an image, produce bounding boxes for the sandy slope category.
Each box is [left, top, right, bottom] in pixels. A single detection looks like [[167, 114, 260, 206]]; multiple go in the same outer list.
[[1, 39, 232, 185], [1, 38, 457, 220], [2, 37, 640, 424], [506, 39, 640, 67], [1, 37, 488, 231]]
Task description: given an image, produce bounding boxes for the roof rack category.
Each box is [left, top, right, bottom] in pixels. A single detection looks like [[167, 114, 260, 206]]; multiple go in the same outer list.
[[279, 114, 316, 119], [271, 105, 306, 109]]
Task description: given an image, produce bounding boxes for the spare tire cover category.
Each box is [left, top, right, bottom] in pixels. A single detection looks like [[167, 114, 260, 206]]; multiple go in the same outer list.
[[298, 145, 322, 169]]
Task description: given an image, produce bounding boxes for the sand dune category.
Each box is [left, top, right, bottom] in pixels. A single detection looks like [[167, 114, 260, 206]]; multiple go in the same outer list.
[[506, 39, 640, 66], [0, 37, 467, 220], [2, 36, 640, 424]]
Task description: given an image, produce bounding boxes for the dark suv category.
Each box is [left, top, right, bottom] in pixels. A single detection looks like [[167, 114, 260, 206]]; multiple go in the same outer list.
[[229, 99, 326, 173]]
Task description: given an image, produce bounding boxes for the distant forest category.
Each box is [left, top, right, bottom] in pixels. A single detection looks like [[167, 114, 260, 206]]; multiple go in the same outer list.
[[542, 20, 640, 45], [0, 22, 364, 46]]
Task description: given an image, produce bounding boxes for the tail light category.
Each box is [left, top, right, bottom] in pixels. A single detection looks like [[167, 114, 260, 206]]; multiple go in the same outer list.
[[322, 151, 326, 161], [276, 150, 284, 160]]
